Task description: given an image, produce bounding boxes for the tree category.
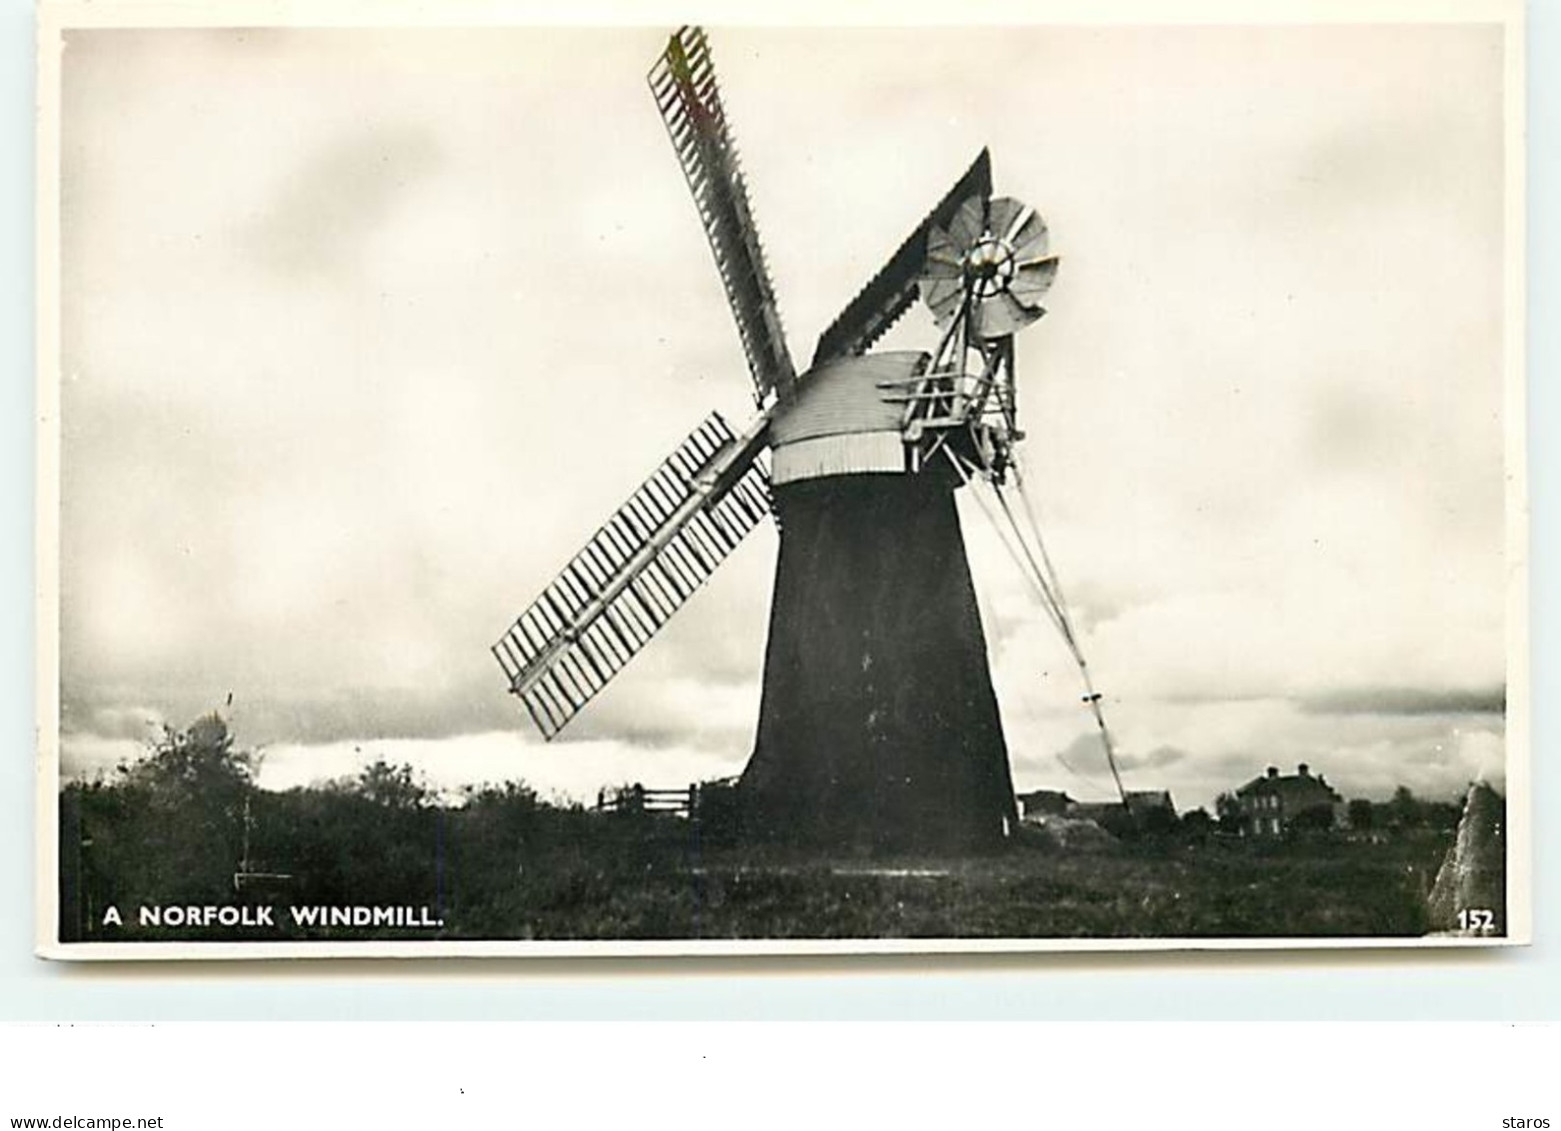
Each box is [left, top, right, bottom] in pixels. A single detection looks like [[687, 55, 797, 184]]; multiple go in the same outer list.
[[1388, 785, 1421, 829], [1181, 808, 1215, 841], [1347, 798, 1375, 831], [1214, 791, 1244, 833], [279, 759, 445, 911], [122, 712, 253, 805], [71, 711, 257, 921], [347, 759, 432, 810]]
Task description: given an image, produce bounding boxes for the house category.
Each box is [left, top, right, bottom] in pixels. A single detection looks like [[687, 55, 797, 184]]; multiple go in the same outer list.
[[1235, 763, 1344, 836], [1065, 801, 1120, 825], [1016, 789, 1074, 820], [1062, 791, 1176, 830], [1123, 790, 1175, 818]]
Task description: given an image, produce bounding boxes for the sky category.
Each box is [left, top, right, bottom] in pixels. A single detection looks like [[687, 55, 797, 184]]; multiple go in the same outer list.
[[53, 22, 1511, 812]]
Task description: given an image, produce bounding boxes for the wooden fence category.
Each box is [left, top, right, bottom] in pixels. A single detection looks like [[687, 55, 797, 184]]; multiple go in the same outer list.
[[595, 784, 695, 817], [594, 780, 744, 819]]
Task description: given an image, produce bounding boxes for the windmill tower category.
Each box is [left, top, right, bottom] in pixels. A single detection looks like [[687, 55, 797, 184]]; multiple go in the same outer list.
[[492, 28, 1062, 852]]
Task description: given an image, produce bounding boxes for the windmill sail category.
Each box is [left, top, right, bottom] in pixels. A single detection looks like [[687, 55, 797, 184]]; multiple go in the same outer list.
[[493, 412, 773, 739], [649, 26, 797, 403], [811, 149, 993, 367]]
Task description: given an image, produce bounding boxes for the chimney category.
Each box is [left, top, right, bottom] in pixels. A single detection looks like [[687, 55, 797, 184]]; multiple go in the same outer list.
[[1266, 766, 1279, 779], [1298, 763, 1310, 777]]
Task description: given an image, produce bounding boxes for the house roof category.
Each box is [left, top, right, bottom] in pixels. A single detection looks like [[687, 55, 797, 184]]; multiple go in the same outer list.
[[1017, 788, 1073, 803], [1238, 765, 1342, 803]]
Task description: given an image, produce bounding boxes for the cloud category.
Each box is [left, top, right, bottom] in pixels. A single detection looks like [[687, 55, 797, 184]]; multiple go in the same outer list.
[[1299, 686, 1506, 717], [245, 124, 443, 278], [67, 703, 168, 742], [1012, 730, 1135, 799], [59, 734, 147, 783], [60, 728, 742, 809], [61, 663, 761, 758], [1117, 744, 1189, 772]]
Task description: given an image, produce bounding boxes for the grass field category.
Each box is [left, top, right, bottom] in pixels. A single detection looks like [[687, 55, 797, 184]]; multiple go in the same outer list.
[[439, 820, 1452, 942]]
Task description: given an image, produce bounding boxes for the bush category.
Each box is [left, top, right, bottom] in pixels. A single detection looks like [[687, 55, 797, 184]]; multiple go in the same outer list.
[[59, 712, 254, 939], [1288, 805, 1335, 834]]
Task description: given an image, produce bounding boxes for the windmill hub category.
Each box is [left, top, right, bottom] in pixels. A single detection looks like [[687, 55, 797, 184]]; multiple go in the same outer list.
[[964, 237, 1016, 297]]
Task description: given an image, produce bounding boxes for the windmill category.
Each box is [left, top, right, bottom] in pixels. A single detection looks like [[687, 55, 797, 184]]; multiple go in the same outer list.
[[492, 27, 1092, 852]]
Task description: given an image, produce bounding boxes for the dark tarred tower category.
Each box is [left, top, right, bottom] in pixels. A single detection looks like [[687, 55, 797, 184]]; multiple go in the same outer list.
[[740, 470, 1016, 852]]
